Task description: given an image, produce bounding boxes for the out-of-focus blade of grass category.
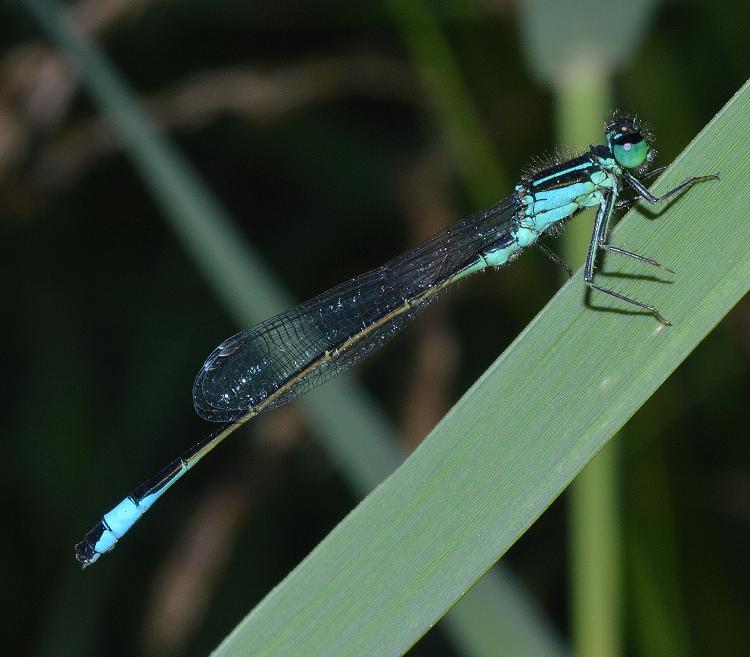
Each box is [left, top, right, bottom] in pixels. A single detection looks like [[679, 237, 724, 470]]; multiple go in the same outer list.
[[210, 83, 750, 656], [385, 0, 507, 205], [520, 2, 656, 654], [23, 0, 566, 655], [444, 567, 565, 657]]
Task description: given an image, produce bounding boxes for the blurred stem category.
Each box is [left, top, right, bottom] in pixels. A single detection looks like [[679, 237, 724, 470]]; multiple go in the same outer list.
[[627, 436, 691, 657], [557, 61, 611, 269], [569, 440, 622, 657], [556, 67, 623, 657], [386, 0, 507, 206]]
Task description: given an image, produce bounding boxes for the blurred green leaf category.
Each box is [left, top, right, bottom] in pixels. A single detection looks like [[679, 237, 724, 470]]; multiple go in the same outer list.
[[386, 0, 508, 205]]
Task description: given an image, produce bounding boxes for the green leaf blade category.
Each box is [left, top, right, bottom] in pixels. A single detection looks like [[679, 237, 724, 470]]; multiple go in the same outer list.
[[213, 81, 750, 657]]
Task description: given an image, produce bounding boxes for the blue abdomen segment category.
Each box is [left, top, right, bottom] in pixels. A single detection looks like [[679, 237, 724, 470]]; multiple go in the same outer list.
[[74, 498, 144, 566], [75, 461, 190, 567], [481, 240, 522, 268], [448, 232, 523, 281]]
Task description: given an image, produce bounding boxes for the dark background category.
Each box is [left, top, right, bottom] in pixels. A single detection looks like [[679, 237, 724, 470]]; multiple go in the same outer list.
[[2, 1, 748, 656]]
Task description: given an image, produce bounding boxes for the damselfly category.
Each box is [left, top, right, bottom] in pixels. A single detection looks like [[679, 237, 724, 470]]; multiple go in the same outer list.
[[75, 114, 716, 568]]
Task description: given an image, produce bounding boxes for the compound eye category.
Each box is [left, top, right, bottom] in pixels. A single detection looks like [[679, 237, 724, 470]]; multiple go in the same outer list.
[[612, 131, 649, 169]]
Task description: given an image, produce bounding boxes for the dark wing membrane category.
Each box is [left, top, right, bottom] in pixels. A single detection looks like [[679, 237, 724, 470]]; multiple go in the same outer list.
[[193, 196, 519, 422]]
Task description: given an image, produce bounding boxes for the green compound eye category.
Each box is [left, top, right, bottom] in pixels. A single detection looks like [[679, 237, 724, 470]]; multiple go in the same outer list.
[[612, 134, 649, 169]]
